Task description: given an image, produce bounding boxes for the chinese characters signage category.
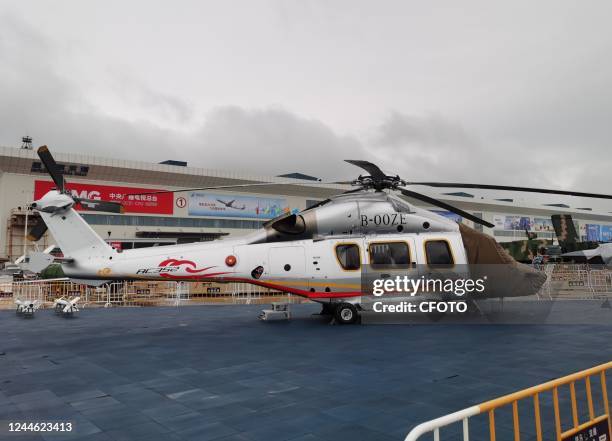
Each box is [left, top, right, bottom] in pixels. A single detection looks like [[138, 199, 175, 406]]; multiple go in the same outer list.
[[561, 416, 609, 441], [34, 180, 173, 214]]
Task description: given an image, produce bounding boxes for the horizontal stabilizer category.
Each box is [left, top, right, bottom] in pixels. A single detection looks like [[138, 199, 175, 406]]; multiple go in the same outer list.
[[562, 248, 600, 259], [69, 278, 110, 287], [19, 252, 55, 273], [563, 243, 612, 265]]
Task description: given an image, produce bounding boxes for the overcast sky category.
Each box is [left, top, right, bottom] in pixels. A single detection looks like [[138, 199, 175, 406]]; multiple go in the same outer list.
[[1, 1, 612, 207]]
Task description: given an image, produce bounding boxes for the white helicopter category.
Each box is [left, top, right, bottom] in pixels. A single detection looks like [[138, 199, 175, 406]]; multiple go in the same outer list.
[[26, 146, 612, 323]]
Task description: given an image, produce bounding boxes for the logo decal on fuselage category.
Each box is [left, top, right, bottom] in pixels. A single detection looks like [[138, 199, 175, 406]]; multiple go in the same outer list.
[[158, 259, 215, 273], [139, 258, 233, 280], [136, 266, 179, 275]]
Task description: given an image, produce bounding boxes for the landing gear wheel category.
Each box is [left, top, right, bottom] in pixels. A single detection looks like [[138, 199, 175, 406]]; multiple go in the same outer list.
[[334, 303, 359, 325]]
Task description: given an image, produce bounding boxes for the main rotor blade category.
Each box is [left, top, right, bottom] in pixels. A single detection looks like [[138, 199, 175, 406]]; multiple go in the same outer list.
[[399, 187, 495, 228], [406, 182, 612, 200], [37, 145, 65, 191], [27, 219, 48, 241], [126, 181, 351, 196], [75, 198, 124, 214], [344, 160, 386, 180]]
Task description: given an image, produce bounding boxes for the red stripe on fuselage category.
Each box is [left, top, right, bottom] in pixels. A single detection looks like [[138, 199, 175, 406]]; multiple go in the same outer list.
[[217, 277, 362, 300], [160, 271, 233, 280], [155, 266, 361, 299]]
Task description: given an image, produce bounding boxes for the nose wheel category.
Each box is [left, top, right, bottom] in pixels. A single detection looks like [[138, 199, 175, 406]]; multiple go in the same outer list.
[[334, 302, 359, 325]]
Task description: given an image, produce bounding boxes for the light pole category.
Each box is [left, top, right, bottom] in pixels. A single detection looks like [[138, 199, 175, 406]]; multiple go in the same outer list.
[[23, 203, 29, 257]]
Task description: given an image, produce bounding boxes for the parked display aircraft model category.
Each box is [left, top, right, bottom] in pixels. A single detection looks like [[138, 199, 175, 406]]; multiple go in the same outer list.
[[500, 229, 554, 263], [25, 146, 612, 323], [499, 214, 609, 263], [550, 214, 604, 255], [545, 214, 609, 263], [53, 296, 80, 316], [14, 298, 41, 317], [562, 243, 612, 265]]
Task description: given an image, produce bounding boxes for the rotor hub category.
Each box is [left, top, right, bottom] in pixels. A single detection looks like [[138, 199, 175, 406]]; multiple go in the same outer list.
[[353, 174, 406, 191]]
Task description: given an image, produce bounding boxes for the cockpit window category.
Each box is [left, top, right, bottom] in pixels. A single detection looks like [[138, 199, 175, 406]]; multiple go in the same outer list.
[[369, 242, 410, 269], [335, 244, 361, 271], [425, 240, 454, 265]]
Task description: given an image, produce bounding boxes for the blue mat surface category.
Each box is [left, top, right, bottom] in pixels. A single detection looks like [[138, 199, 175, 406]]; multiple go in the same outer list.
[[0, 304, 610, 441]]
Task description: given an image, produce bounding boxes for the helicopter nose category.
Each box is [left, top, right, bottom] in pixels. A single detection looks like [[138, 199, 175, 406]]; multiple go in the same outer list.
[[517, 265, 547, 296], [485, 263, 547, 298]]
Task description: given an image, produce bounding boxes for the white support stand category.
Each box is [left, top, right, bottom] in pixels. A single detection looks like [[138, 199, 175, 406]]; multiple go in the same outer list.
[[258, 302, 291, 321]]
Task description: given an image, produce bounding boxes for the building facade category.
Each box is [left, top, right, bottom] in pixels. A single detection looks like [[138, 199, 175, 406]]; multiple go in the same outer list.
[[1, 145, 612, 262]]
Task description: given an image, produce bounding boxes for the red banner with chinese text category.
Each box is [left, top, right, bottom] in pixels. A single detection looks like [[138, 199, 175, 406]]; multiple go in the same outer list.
[[34, 180, 173, 215]]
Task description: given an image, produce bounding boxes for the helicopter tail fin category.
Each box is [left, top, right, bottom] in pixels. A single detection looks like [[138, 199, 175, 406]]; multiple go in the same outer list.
[[38, 207, 113, 261]]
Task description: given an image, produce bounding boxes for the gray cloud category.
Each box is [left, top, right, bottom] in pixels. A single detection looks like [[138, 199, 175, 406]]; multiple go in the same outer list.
[[372, 112, 489, 181], [372, 112, 483, 179], [195, 106, 362, 176], [0, 15, 365, 178], [376, 112, 476, 150], [1, 3, 612, 213], [371, 110, 611, 211]]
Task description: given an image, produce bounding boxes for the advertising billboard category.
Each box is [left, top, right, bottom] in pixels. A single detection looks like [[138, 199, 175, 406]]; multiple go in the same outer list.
[[533, 217, 553, 232], [586, 224, 612, 242], [603, 226, 612, 242], [492, 215, 505, 229], [188, 192, 289, 219], [34, 180, 174, 215], [586, 224, 601, 241], [504, 216, 531, 230]]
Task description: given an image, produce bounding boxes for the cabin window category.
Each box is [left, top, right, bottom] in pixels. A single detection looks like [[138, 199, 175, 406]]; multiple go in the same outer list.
[[335, 244, 361, 271], [368, 242, 410, 269], [425, 240, 454, 265]]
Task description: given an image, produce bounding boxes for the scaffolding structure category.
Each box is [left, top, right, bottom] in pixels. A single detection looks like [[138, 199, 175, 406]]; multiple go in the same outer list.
[[4, 207, 48, 263]]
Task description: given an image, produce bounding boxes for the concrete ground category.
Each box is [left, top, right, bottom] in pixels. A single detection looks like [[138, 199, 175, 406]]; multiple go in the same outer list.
[[0, 303, 610, 441]]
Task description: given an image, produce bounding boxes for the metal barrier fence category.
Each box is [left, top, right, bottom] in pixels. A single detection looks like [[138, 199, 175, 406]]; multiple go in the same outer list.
[[539, 264, 612, 299], [4, 264, 611, 308], [0, 279, 12, 298], [5, 278, 299, 308], [405, 361, 612, 441]]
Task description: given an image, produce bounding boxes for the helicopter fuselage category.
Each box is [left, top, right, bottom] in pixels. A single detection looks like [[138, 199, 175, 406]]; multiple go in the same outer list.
[[34, 186, 546, 311], [36, 189, 468, 303], [61, 230, 468, 304]]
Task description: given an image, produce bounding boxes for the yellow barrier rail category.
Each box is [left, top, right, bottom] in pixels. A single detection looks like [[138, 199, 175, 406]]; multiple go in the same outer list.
[[405, 361, 612, 441]]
